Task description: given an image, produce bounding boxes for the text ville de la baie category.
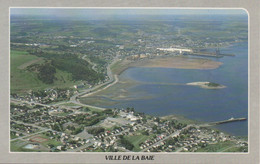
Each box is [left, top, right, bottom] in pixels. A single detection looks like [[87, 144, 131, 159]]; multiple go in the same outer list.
[[105, 155, 154, 161]]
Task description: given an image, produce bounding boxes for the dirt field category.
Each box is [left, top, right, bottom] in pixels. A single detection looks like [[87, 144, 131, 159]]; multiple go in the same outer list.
[[29, 136, 48, 143]]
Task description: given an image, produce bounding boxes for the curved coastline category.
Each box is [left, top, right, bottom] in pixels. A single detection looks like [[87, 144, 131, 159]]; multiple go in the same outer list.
[[80, 56, 223, 100]]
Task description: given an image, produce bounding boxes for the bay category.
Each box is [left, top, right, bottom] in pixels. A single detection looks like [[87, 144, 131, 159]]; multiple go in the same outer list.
[[102, 42, 248, 136]]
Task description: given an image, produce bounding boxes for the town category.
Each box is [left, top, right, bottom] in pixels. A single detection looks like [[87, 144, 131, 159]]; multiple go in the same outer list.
[[10, 12, 248, 152], [10, 95, 248, 152]]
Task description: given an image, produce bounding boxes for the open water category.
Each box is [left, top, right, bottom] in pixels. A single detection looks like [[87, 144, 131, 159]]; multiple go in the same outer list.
[[103, 42, 248, 136]]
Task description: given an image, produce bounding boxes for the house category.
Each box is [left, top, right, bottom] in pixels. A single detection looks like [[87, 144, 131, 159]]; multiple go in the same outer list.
[[57, 146, 62, 150], [126, 114, 139, 121]]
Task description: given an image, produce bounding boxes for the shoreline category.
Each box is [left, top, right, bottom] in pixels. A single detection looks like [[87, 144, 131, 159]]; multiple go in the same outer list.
[[81, 55, 223, 98], [81, 75, 119, 98], [78, 55, 245, 137], [80, 55, 223, 99], [160, 114, 246, 137], [111, 56, 223, 76]]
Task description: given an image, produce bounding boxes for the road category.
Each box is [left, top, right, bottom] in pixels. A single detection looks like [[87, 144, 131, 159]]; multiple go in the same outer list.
[[82, 55, 97, 72], [10, 56, 122, 152], [69, 55, 120, 109], [11, 54, 120, 111], [10, 120, 60, 141], [69, 127, 132, 152], [11, 98, 51, 107], [66, 140, 96, 152]]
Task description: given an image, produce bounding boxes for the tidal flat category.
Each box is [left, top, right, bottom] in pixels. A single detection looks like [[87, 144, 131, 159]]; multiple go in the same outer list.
[[80, 56, 223, 108], [111, 56, 223, 75]]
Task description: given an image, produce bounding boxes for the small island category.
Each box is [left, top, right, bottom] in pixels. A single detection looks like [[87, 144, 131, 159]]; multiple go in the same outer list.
[[186, 82, 226, 89]]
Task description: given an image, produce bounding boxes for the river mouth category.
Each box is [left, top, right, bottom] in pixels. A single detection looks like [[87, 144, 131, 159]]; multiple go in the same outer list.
[[80, 56, 225, 107], [80, 42, 248, 137], [80, 56, 224, 105]]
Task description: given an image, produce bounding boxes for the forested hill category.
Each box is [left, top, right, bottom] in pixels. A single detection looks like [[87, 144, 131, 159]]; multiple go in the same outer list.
[[27, 50, 105, 85]]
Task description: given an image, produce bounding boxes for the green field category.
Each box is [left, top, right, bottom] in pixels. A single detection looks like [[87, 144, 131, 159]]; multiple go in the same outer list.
[[11, 50, 44, 93], [195, 141, 247, 152], [222, 146, 248, 152], [10, 50, 78, 93], [60, 102, 103, 112], [11, 139, 47, 152], [61, 102, 79, 106], [50, 112, 70, 117]]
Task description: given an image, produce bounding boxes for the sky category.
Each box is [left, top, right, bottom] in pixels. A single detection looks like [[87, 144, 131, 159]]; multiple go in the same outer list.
[[10, 8, 248, 17]]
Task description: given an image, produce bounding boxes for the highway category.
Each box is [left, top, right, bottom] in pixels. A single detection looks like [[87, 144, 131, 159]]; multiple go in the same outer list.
[[11, 120, 60, 141], [69, 55, 120, 110], [11, 55, 120, 111]]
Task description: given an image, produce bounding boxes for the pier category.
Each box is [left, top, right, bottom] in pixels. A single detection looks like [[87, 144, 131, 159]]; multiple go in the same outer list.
[[201, 117, 247, 127]]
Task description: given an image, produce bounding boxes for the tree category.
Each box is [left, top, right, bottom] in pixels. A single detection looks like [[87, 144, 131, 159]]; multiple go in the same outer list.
[[87, 127, 105, 135], [48, 144, 54, 148], [37, 63, 56, 84], [141, 130, 149, 136], [119, 138, 134, 150], [72, 127, 83, 135], [152, 125, 157, 131]]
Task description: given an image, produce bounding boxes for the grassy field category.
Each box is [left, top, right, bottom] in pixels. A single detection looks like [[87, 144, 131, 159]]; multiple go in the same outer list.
[[10, 139, 48, 152], [11, 50, 44, 93], [161, 114, 201, 125], [10, 50, 79, 93], [61, 102, 79, 106], [222, 146, 248, 152], [124, 134, 149, 152], [50, 112, 70, 117], [62, 102, 103, 112], [11, 140, 29, 152], [195, 141, 242, 152]]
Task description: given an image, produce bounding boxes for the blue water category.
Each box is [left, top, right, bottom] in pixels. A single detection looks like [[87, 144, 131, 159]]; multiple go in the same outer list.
[[104, 42, 248, 136]]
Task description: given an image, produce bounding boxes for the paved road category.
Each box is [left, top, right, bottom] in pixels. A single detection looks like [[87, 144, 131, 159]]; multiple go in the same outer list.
[[11, 98, 51, 107], [11, 55, 120, 111], [82, 55, 98, 72], [69, 55, 120, 110], [11, 120, 61, 141], [11, 129, 49, 141]]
